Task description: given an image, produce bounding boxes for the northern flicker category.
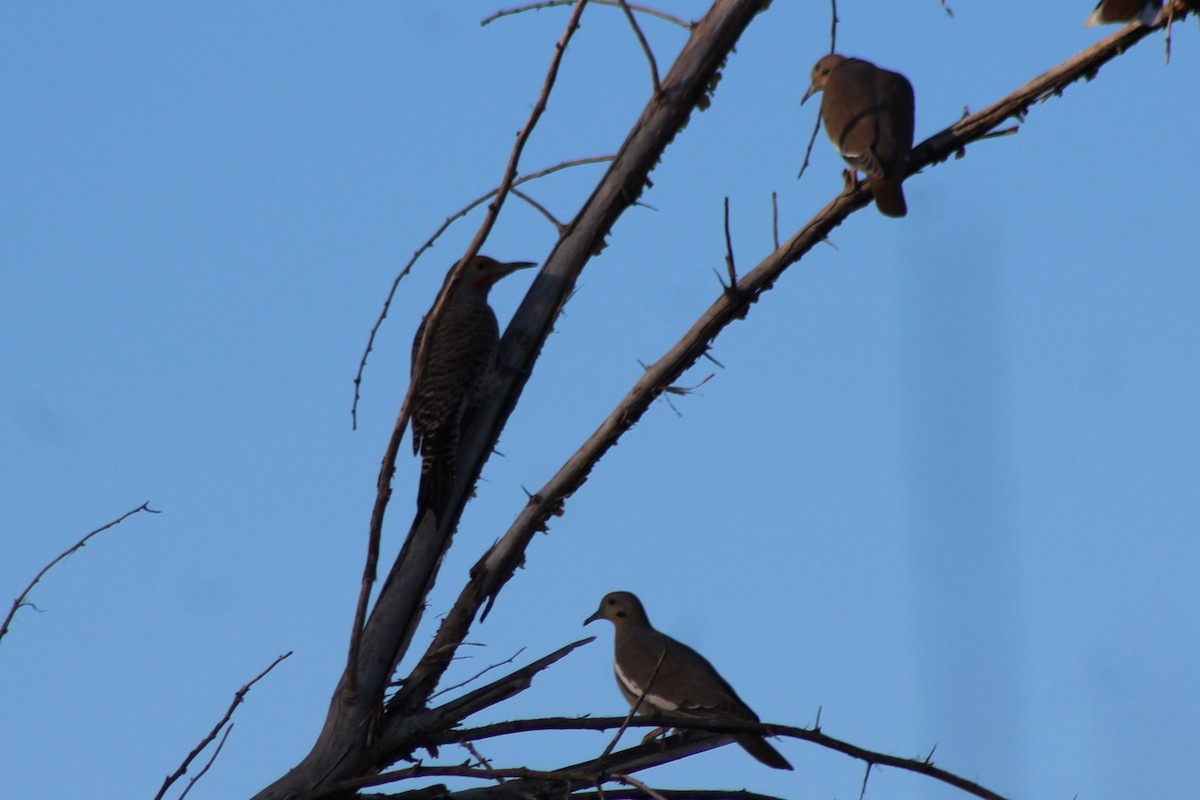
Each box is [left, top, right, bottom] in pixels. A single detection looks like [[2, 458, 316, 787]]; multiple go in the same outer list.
[[585, 591, 794, 771], [803, 54, 915, 218], [411, 255, 536, 516]]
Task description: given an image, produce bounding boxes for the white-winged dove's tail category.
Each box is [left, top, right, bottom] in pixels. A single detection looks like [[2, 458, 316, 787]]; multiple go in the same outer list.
[[410, 256, 537, 518], [1084, 0, 1162, 26], [867, 176, 907, 219], [803, 53, 915, 219], [585, 591, 794, 771]]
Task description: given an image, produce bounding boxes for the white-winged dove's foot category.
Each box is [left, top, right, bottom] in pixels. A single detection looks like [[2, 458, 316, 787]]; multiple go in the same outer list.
[[640, 725, 669, 745], [840, 168, 862, 196]]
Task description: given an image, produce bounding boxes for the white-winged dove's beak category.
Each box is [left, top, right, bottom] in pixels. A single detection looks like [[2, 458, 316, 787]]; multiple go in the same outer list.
[[583, 607, 603, 626], [801, 84, 818, 105]]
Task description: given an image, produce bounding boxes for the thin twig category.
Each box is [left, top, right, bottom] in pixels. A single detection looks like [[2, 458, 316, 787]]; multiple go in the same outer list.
[[1, 502, 158, 644], [460, 740, 501, 781], [721, 196, 737, 287], [512, 188, 566, 233], [795, 111, 824, 181], [345, 0, 591, 697], [429, 647, 527, 700], [598, 647, 667, 761], [618, 0, 661, 93], [614, 773, 670, 800], [154, 652, 292, 800], [795, 0, 837, 180], [858, 762, 872, 800], [350, 154, 612, 430], [483, 1, 693, 30], [308, 763, 593, 798], [176, 724, 234, 800], [770, 191, 779, 250]]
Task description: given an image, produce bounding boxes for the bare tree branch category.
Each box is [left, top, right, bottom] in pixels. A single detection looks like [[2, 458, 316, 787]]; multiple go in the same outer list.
[[570, 792, 784, 800], [613, 773, 670, 800], [720, 196, 737, 289], [427, 715, 1008, 800], [379, 10, 1181, 743], [511, 188, 567, 233], [617, 0, 661, 93], [383, 2, 772, 733], [795, 0, 837, 181], [176, 724, 234, 800], [483, 1, 694, 30], [155, 651, 292, 800], [770, 191, 779, 250], [253, 6, 1189, 800], [1, 502, 158, 644], [379, 638, 595, 765], [344, 0, 591, 703], [429, 647, 528, 701]]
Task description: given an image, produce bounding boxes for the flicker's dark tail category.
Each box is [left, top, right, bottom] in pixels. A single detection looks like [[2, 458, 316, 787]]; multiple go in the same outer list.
[[736, 733, 793, 771], [871, 178, 907, 218], [416, 445, 454, 519]]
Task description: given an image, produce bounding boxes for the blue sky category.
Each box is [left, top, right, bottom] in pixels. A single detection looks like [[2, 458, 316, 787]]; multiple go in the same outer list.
[[2, 3, 1197, 799]]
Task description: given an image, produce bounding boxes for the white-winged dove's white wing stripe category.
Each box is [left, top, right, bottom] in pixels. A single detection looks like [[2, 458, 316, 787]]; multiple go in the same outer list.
[[614, 660, 678, 711]]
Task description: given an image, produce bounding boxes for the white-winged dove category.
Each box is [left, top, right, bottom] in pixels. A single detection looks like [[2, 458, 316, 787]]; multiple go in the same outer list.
[[1084, 0, 1161, 26], [802, 54, 915, 218], [584, 591, 793, 771]]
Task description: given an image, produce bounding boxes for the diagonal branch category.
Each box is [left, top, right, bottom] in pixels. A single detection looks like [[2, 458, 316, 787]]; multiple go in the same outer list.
[[155, 651, 292, 800], [1, 502, 158, 644], [378, 637, 595, 762], [176, 724, 235, 800]]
